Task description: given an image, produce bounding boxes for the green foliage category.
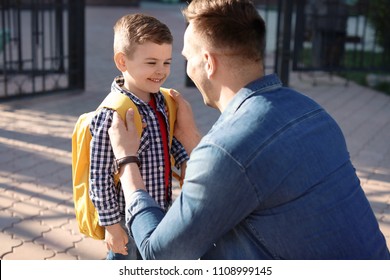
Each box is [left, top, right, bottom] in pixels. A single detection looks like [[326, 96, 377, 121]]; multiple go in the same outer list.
[[368, 0, 390, 56], [339, 71, 390, 96]]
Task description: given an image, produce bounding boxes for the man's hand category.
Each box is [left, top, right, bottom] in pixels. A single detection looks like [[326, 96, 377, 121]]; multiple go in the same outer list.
[[169, 89, 201, 155], [109, 108, 140, 159], [109, 108, 147, 196]]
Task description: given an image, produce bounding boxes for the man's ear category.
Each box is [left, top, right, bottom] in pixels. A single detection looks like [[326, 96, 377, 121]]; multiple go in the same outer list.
[[204, 51, 216, 79], [114, 52, 127, 72]]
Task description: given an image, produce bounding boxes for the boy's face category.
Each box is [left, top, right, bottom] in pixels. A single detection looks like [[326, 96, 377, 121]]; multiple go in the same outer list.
[[121, 41, 172, 98]]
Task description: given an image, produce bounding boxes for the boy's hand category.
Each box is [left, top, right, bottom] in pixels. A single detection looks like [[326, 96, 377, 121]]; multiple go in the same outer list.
[[105, 223, 129, 255]]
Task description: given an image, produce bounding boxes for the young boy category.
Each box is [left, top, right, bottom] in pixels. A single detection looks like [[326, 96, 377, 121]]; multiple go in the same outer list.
[[89, 14, 189, 260]]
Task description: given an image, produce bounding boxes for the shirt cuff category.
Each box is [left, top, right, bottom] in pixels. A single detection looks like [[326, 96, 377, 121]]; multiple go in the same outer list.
[[97, 207, 122, 226], [126, 189, 161, 224]]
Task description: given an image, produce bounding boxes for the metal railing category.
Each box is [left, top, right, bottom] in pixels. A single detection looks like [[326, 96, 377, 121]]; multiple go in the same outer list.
[[0, 0, 85, 100], [292, 0, 390, 73]]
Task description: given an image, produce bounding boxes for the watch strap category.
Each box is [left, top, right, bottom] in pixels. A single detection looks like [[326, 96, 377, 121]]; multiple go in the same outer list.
[[114, 156, 140, 174]]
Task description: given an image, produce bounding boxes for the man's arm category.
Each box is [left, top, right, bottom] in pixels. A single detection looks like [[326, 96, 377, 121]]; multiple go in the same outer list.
[[109, 110, 259, 259], [128, 142, 258, 259], [108, 109, 146, 195]]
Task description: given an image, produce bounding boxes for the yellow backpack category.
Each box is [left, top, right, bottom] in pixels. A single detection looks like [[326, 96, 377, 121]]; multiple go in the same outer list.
[[71, 88, 177, 240]]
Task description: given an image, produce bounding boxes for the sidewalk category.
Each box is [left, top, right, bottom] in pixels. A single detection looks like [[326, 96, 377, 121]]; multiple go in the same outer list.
[[0, 3, 389, 260]]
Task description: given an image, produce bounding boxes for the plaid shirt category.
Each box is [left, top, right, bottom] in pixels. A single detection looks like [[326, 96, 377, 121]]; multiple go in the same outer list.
[[89, 76, 189, 226]]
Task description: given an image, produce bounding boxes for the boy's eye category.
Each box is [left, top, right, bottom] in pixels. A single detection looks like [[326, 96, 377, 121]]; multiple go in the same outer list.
[[164, 62, 171, 65]]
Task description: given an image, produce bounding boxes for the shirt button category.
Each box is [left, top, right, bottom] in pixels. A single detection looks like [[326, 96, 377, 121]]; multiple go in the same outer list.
[[156, 137, 160, 142], [159, 166, 164, 172]]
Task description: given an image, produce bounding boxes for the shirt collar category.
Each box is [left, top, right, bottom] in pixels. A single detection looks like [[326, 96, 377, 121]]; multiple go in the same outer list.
[[222, 74, 282, 116], [111, 75, 165, 107]]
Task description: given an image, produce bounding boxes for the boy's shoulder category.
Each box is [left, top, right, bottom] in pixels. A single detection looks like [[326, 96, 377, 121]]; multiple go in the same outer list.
[[89, 107, 113, 129]]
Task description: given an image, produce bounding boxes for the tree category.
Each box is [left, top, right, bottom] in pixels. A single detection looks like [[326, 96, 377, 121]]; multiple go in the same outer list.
[[368, 0, 390, 61]]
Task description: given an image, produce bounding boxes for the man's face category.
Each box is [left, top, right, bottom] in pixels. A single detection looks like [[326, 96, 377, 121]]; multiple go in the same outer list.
[[122, 41, 172, 96], [182, 23, 213, 107]]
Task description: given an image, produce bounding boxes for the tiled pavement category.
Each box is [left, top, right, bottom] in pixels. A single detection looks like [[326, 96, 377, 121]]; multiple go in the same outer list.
[[0, 2, 389, 260]]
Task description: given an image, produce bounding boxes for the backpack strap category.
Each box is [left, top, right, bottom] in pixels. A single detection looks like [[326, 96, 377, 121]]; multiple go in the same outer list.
[[97, 91, 143, 137], [159, 87, 177, 147], [160, 88, 183, 184]]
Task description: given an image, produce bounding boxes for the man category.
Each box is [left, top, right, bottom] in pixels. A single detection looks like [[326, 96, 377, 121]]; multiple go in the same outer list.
[[108, 0, 390, 259]]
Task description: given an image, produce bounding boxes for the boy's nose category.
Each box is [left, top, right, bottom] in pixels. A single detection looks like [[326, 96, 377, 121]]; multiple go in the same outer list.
[[156, 67, 167, 75]]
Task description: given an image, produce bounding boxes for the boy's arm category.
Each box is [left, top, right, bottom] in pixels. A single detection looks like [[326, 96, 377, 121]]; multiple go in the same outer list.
[[89, 109, 121, 226], [171, 137, 189, 184], [170, 137, 189, 169], [90, 109, 129, 254]]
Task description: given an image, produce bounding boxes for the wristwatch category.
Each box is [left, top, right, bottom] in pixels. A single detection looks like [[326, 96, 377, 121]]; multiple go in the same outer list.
[[113, 156, 140, 175]]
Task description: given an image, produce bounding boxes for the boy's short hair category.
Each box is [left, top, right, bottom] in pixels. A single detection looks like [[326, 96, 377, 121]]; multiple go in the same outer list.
[[182, 0, 265, 62], [113, 13, 173, 58]]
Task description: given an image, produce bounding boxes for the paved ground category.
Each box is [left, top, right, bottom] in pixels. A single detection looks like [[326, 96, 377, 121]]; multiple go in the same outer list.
[[0, 2, 389, 260]]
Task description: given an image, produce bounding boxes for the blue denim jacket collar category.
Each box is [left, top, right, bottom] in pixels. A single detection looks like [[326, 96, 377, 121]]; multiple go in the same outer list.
[[222, 74, 282, 117]]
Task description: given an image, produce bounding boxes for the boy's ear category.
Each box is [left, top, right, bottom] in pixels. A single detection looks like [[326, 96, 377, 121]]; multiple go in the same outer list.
[[114, 52, 127, 72]]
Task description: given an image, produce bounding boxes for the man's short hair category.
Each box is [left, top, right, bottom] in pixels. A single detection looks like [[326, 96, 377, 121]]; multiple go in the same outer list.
[[182, 0, 266, 62]]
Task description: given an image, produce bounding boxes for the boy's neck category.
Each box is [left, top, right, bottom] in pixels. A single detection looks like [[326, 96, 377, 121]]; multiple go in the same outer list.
[[122, 85, 151, 103], [134, 91, 152, 103]]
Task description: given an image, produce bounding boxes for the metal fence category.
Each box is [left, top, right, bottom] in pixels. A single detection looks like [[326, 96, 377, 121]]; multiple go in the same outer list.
[[292, 0, 390, 73], [1, 0, 388, 96], [0, 0, 85, 100], [272, 0, 390, 85]]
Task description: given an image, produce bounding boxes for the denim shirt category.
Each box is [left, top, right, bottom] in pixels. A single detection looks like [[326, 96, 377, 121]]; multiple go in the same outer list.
[[127, 74, 390, 260]]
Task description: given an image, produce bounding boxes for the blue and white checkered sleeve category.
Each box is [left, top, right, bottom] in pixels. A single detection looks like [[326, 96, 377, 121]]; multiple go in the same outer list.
[[89, 108, 121, 226], [171, 137, 190, 169]]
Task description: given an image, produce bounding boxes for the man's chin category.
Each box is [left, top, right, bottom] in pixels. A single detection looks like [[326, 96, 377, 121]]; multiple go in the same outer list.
[[203, 99, 216, 109]]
